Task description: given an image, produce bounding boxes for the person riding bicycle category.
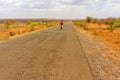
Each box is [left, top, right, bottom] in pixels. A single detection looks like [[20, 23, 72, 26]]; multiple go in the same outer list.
[[60, 20, 64, 29]]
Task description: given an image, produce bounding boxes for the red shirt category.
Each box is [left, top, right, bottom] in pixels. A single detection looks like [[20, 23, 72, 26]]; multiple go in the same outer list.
[[60, 20, 64, 25]]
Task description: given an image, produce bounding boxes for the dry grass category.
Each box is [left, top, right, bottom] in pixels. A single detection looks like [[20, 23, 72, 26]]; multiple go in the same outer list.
[[0, 22, 58, 41], [74, 22, 120, 48], [87, 23, 120, 47]]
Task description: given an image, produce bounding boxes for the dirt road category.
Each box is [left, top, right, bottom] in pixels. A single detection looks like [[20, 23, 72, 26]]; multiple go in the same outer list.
[[0, 23, 93, 80]]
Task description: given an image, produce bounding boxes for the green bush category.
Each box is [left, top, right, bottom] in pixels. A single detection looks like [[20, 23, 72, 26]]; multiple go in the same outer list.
[[30, 22, 39, 27], [40, 21, 47, 25], [105, 27, 115, 31], [113, 18, 120, 28], [26, 21, 39, 27], [26, 20, 32, 25]]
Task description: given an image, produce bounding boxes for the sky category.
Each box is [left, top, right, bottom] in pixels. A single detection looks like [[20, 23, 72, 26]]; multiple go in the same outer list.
[[0, 0, 120, 19]]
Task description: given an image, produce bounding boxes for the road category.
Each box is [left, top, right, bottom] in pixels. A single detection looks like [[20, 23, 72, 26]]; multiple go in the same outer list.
[[0, 23, 93, 80]]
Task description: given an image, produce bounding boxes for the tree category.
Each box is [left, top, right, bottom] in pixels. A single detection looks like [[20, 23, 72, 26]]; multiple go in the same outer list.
[[86, 16, 94, 23], [92, 18, 98, 24]]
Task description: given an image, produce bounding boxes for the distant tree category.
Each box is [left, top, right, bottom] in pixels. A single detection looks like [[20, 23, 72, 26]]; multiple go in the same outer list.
[[86, 16, 94, 23], [3, 19, 15, 28], [92, 18, 98, 23]]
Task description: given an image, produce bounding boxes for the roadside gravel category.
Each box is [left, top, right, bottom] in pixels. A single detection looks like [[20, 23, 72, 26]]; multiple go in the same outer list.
[[76, 27, 120, 80]]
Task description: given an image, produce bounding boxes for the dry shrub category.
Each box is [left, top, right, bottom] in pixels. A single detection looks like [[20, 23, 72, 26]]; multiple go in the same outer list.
[[9, 31, 16, 36], [0, 21, 57, 41]]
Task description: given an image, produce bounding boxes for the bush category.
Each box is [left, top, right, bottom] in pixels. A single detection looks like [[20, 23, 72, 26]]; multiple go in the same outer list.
[[105, 27, 115, 31], [26, 21, 39, 27], [112, 18, 120, 28], [30, 26, 34, 31], [80, 23, 86, 27], [92, 18, 98, 24], [72, 20, 87, 30], [9, 32, 16, 36], [106, 17, 116, 25], [26, 20, 32, 25], [79, 23, 84, 27], [30, 22, 39, 27], [40, 21, 47, 25], [86, 16, 94, 23], [3, 19, 15, 28]]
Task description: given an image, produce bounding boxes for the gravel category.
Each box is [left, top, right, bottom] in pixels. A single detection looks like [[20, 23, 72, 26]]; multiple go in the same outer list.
[[77, 28, 120, 80]]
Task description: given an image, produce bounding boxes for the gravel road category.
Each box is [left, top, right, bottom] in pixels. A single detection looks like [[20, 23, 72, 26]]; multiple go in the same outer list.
[[0, 23, 93, 80]]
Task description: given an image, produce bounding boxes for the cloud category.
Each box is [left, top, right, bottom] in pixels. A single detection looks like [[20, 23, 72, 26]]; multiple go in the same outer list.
[[0, 0, 91, 9], [0, 0, 120, 18], [0, 0, 55, 9], [60, 0, 89, 5], [19, 0, 58, 9]]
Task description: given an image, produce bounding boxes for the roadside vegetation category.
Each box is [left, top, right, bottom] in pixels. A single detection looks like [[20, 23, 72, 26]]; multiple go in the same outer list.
[[0, 19, 58, 41], [73, 16, 120, 47]]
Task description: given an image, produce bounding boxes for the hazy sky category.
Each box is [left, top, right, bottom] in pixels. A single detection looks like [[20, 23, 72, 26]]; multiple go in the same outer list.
[[0, 0, 120, 19]]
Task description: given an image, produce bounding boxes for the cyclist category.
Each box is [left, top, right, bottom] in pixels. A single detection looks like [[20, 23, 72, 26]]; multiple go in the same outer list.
[[60, 20, 64, 29]]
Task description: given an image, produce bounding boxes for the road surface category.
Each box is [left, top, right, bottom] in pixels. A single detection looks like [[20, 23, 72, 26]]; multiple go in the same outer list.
[[0, 23, 93, 80]]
